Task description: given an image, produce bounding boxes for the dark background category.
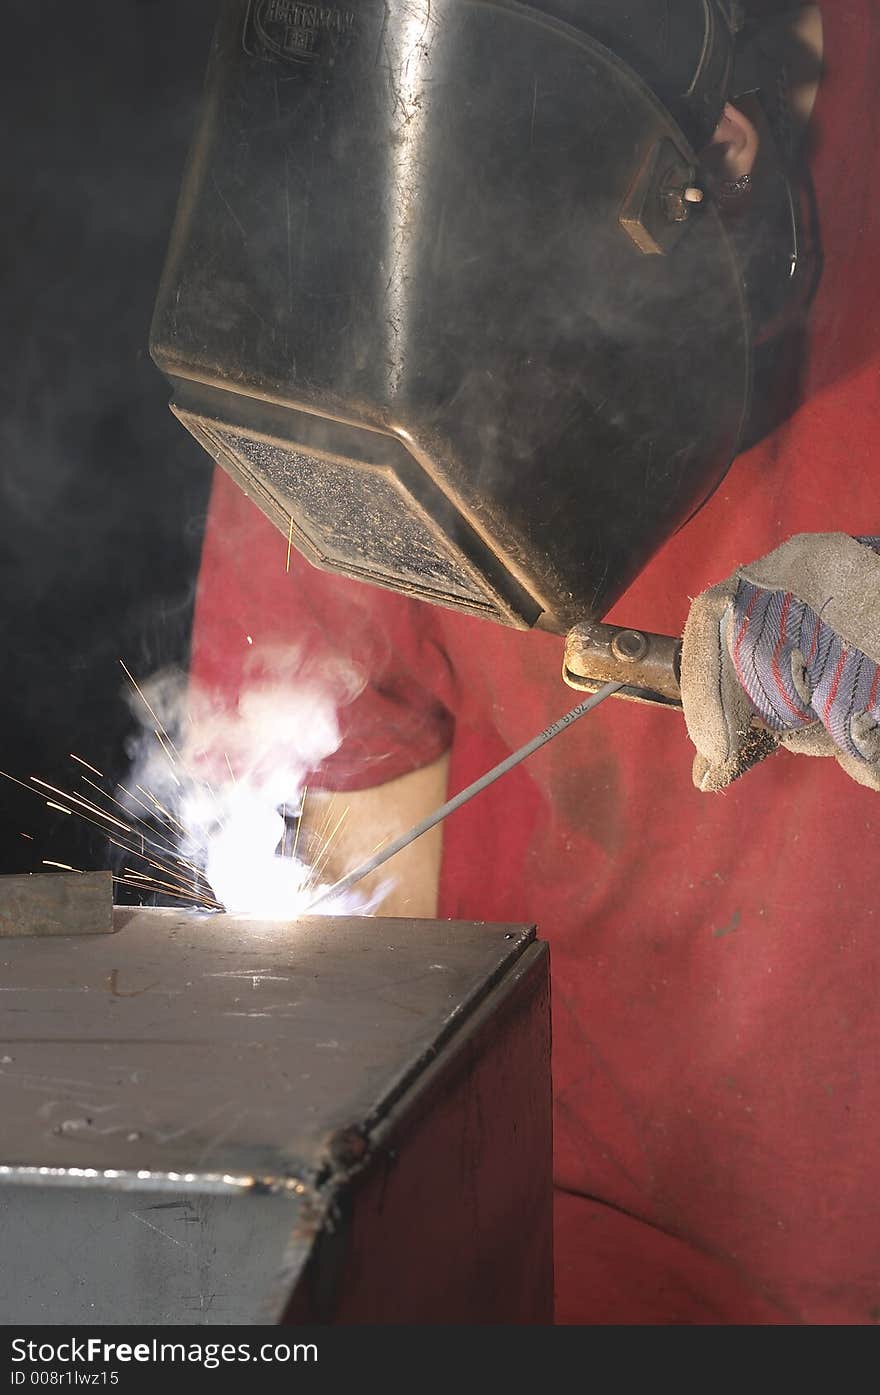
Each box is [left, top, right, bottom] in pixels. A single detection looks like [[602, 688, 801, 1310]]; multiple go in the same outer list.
[[1, 1, 220, 875]]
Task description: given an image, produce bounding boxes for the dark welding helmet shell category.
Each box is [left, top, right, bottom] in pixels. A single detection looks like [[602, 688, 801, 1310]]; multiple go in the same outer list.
[[151, 0, 807, 633]]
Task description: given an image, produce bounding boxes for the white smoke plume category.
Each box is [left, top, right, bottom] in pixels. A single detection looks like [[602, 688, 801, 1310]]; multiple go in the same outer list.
[[118, 645, 384, 917]]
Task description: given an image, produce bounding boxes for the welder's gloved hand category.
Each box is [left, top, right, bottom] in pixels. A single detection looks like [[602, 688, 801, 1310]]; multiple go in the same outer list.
[[680, 534, 880, 792]]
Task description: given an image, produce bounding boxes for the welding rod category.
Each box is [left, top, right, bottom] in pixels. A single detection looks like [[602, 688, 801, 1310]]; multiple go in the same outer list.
[[306, 681, 622, 911]]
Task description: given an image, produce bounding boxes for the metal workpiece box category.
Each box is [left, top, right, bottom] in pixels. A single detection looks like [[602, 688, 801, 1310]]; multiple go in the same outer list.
[[0, 910, 552, 1324]]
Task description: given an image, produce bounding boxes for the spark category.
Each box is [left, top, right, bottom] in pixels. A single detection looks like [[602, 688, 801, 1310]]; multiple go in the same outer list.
[[104, 829, 205, 890], [135, 785, 191, 839], [29, 777, 133, 834], [70, 754, 104, 778], [152, 730, 182, 787], [308, 796, 338, 858], [118, 660, 182, 765], [19, 833, 34, 841], [304, 805, 349, 891], [93, 781, 200, 865], [112, 875, 221, 909], [1, 769, 130, 847], [2, 765, 212, 907], [1, 769, 45, 797], [155, 730, 177, 765], [45, 802, 72, 815], [291, 786, 307, 865], [103, 799, 196, 871], [82, 776, 161, 831], [7, 771, 160, 867], [118, 780, 177, 829]]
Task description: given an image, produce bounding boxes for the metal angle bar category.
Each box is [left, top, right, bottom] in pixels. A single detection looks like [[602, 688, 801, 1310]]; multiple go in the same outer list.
[[0, 871, 114, 938]]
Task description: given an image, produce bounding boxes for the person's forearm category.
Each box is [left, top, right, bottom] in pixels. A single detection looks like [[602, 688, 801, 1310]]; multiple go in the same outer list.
[[299, 754, 450, 917]]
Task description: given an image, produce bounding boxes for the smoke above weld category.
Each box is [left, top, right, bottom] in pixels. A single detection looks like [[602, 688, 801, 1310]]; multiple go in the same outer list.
[[118, 647, 383, 917]]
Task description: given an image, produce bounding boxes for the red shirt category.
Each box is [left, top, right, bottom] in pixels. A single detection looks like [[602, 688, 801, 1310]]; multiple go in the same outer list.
[[192, 4, 880, 1323]]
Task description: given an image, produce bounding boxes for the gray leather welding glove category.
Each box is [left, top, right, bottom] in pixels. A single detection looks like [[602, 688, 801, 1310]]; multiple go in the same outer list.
[[680, 533, 880, 792]]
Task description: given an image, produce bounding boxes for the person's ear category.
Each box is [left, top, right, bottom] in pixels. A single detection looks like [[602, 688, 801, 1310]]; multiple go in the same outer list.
[[709, 101, 759, 182]]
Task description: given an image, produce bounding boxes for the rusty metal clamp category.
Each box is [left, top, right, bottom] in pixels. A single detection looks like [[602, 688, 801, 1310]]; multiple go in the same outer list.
[[563, 622, 683, 709]]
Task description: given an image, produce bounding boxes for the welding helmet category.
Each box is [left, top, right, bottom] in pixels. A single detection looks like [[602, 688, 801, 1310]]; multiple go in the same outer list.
[[151, 0, 817, 635]]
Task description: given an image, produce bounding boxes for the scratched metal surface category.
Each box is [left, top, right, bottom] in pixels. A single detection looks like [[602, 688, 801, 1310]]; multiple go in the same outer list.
[[0, 908, 534, 1183], [0, 909, 534, 1323], [0, 1184, 307, 1323]]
